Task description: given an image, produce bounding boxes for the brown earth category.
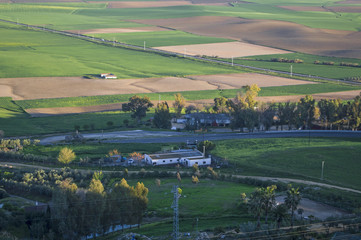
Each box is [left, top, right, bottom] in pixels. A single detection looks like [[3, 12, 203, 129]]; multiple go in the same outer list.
[[132, 16, 361, 59], [103, 1, 192, 8], [279, 5, 361, 13], [0, 73, 313, 100], [155, 41, 291, 58], [67, 26, 168, 34]]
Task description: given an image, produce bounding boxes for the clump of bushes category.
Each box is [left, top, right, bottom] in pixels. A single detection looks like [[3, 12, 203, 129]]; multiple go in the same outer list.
[[340, 62, 360, 67], [314, 61, 334, 65], [271, 58, 303, 63]]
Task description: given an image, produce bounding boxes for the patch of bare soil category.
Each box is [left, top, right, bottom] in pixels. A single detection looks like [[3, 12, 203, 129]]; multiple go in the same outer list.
[[279, 5, 361, 13], [0, 74, 314, 100], [155, 41, 291, 58], [132, 16, 361, 59], [68, 27, 168, 34], [103, 1, 191, 8]]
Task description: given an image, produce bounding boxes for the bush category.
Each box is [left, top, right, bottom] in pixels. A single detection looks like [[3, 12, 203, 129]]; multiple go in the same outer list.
[[0, 188, 9, 199]]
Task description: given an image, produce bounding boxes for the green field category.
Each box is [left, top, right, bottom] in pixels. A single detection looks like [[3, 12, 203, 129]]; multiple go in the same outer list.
[[15, 83, 361, 109], [223, 53, 361, 80], [90, 30, 234, 47], [212, 138, 361, 190], [0, 22, 243, 79], [1, 2, 361, 32], [23, 142, 171, 160]]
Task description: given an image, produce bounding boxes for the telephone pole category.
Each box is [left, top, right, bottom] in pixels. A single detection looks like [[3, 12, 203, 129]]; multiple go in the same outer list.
[[172, 185, 181, 240]]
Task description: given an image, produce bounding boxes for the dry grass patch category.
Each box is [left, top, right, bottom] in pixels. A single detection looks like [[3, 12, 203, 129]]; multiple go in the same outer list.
[[155, 41, 291, 58], [132, 16, 361, 59]]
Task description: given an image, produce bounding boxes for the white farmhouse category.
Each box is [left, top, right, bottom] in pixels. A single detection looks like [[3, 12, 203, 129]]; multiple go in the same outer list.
[[144, 149, 211, 167]]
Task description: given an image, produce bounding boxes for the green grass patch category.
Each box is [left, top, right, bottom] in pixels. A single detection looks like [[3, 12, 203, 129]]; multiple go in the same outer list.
[[0, 97, 24, 113], [212, 137, 361, 190], [0, 21, 242, 79], [228, 53, 361, 80], [0, 110, 148, 137], [90, 30, 234, 47], [23, 142, 169, 160]]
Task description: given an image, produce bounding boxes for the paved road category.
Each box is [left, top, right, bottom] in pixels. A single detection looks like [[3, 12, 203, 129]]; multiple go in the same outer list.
[[1, 18, 360, 86], [39, 130, 361, 144], [1, 162, 360, 194]]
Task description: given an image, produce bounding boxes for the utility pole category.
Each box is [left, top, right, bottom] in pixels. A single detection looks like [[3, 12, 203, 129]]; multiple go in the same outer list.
[[290, 65, 293, 77], [172, 185, 181, 240], [144, 41, 146, 50], [231, 56, 234, 66], [321, 161, 325, 180]]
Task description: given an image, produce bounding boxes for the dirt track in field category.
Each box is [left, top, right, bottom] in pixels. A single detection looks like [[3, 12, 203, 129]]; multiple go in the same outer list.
[[68, 26, 168, 34], [132, 16, 361, 59], [0, 74, 313, 100], [279, 5, 361, 13], [155, 41, 291, 58]]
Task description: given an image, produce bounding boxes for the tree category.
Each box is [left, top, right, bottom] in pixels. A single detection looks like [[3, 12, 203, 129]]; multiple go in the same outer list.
[[272, 204, 289, 229], [57, 147, 76, 165], [133, 182, 149, 227], [176, 172, 182, 184], [260, 103, 276, 131], [278, 101, 297, 130], [122, 95, 153, 123], [213, 97, 229, 113], [153, 102, 172, 129], [248, 188, 264, 229], [297, 95, 315, 129], [85, 177, 105, 237], [197, 140, 216, 155], [285, 186, 301, 227], [129, 152, 144, 165], [263, 185, 277, 225], [173, 93, 185, 118], [185, 105, 197, 114], [192, 175, 199, 184]]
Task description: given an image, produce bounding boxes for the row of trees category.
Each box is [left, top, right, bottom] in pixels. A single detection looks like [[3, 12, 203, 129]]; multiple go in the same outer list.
[[27, 173, 148, 239], [243, 185, 302, 229]]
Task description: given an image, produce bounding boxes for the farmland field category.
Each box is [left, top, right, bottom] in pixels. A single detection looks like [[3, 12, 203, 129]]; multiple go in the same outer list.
[[88, 30, 234, 47], [0, 21, 243, 79], [212, 138, 361, 190]]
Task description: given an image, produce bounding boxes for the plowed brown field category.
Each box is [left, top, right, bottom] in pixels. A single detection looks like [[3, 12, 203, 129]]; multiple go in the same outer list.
[[0, 73, 313, 100], [132, 16, 361, 59]]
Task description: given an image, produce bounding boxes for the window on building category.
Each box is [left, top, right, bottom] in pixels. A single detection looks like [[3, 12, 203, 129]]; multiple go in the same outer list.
[[163, 160, 165, 162], [203, 161, 206, 164]]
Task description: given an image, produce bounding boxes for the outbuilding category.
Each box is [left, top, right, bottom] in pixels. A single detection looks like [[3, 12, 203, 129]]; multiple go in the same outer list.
[[144, 149, 211, 167]]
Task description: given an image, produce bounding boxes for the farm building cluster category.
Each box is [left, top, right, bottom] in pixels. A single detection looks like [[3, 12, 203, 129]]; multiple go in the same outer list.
[[103, 149, 211, 167]]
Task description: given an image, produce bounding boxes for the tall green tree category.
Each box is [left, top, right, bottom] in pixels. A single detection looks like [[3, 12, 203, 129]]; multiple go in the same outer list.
[[173, 93, 185, 118], [153, 102, 171, 129], [263, 185, 277, 225], [272, 203, 289, 229], [248, 188, 265, 229], [122, 95, 153, 123], [297, 95, 315, 129], [285, 186, 301, 227]]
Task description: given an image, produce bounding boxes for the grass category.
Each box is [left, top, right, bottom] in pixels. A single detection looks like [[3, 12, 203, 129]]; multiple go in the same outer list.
[[89, 30, 234, 47], [139, 178, 254, 216], [0, 109, 151, 137], [23, 142, 172, 160], [15, 83, 361, 109], [226, 53, 361, 80], [1, 3, 361, 32], [212, 137, 361, 190], [0, 21, 243, 79]]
